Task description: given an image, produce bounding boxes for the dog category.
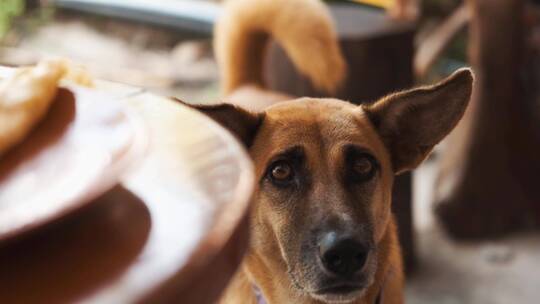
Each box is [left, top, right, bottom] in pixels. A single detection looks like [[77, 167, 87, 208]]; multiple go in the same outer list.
[[184, 0, 474, 303]]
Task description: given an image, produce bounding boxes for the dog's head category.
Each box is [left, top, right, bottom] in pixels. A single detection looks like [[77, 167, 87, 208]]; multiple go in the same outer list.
[[189, 69, 473, 303]]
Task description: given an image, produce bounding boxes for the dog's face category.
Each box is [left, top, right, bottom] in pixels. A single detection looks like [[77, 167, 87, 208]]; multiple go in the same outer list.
[[190, 69, 473, 303], [248, 99, 392, 303]]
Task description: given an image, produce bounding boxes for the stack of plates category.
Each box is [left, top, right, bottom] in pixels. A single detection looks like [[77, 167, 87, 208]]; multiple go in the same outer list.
[[0, 77, 253, 304]]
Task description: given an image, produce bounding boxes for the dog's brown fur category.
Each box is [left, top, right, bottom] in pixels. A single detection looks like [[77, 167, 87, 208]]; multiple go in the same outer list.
[[185, 1, 474, 303]]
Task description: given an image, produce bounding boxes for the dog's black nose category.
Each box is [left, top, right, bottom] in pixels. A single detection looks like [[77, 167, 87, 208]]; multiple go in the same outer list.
[[318, 232, 369, 277]]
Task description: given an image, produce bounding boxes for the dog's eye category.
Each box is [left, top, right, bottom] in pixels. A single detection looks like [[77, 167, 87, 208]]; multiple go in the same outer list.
[[351, 154, 376, 180], [353, 157, 373, 175], [268, 161, 294, 183]]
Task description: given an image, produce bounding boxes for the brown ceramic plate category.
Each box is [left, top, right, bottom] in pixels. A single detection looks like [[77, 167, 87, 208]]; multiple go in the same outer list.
[[0, 82, 254, 303], [80, 93, 255, 303], [0, 85, 147, 242], [0, 62, 254, 302]]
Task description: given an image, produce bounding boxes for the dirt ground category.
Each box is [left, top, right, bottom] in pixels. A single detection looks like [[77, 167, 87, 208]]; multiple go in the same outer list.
[[2, 16, 539, 304]]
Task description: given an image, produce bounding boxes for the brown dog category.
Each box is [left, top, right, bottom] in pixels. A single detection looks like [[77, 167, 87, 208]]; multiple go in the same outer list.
[[185, 1, 474, 303]]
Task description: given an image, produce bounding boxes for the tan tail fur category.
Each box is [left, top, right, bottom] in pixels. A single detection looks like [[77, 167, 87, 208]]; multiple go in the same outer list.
[[215, 0, 347, 95]]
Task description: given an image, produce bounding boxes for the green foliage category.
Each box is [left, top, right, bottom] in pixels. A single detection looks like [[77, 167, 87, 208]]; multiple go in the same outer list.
[[0, 0, 25, 38]]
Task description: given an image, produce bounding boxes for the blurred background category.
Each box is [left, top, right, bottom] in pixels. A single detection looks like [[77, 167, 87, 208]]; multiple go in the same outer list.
[[2, 0, 540, 303]]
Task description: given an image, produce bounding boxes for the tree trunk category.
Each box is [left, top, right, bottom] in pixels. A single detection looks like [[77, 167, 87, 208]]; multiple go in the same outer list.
[[434, 0, 540, 238]]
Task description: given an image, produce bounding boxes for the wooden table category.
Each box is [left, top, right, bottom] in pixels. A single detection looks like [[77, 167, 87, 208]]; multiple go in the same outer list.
[[0, 72, 254, 303]]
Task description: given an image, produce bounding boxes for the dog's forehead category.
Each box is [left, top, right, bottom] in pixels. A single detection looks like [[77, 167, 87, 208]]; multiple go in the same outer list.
[[258, 98, 385, 153], [266, 97, 352, 111], [265, 98, 356, 129]]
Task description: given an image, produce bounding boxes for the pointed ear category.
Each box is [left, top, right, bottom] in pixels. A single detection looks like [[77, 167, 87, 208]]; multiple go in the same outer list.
[[177, 99, 264, 147], [362, 68, 474, 174]]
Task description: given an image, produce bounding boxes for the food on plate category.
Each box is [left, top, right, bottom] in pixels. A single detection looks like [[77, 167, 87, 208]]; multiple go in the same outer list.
[[0, 59, 93, 156]]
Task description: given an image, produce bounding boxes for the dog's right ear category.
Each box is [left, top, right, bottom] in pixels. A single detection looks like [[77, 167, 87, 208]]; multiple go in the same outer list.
[[176, 100, 264, 147]]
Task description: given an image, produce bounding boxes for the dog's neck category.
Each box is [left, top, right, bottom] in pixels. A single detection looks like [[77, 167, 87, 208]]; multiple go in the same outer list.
[[243, 219, 399, 304]]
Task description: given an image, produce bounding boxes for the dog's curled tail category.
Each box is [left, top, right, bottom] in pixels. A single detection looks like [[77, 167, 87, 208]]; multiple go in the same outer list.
[[215, 0, 346, 95]]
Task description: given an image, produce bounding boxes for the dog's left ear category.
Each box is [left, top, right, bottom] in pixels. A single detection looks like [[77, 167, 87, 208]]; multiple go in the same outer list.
[[179, 100, 264, 147], [362, 68, 474, 174]]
